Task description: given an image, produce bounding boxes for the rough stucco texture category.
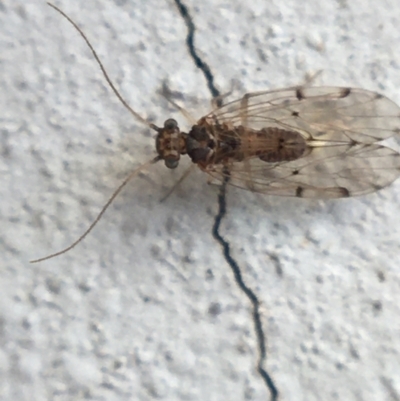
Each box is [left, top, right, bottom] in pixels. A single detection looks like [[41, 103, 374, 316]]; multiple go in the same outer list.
[[1, 1, 400, 400]]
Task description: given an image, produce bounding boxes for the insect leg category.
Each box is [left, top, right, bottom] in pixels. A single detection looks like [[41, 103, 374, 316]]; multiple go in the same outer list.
[[159, 164, 195, 202]]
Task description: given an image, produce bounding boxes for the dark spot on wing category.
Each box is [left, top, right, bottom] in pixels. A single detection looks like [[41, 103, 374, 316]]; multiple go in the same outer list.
[[296, 88, 305, 101], [292, 111, 299, 117], [374, 93, 384, 100], [296, 186, 304, 197], [339, 87, 351, 98], [372, 184, 384, 191], [292, 170, 299, 175], [338, 187, 350, 197]]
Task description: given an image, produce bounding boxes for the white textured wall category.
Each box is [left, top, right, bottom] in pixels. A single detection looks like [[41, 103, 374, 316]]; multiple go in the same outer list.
[[1, 1, 400, 400]]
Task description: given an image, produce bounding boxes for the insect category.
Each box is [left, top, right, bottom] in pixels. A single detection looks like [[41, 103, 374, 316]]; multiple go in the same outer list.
[[31, 3, 400, 263]]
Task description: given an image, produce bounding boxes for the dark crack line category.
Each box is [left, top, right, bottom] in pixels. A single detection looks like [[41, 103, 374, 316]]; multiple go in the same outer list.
[[212, 172, 279, 401], [173, 1, 278, 399], [173, 0, 222, 105]]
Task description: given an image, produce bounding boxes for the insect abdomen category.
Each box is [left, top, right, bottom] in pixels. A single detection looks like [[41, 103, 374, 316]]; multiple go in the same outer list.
[[217, 126, 307, 163], [255, 127, 307, 163]]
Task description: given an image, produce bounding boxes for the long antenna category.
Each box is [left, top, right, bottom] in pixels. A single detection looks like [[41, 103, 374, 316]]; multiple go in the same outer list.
[[30, 5, 164, 263], [30, 157, 160, 263], [47, 2, 154, 129]]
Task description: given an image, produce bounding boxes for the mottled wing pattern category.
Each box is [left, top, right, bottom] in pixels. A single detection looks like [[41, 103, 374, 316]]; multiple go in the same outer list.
[[204, 87, 400, 198]]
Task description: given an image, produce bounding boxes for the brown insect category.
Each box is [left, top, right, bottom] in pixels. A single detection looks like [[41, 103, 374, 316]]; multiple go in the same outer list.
[[31, 3, 400, 263]]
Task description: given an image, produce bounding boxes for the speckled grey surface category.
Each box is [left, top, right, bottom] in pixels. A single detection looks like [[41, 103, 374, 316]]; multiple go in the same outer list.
[[1, 1, 400, 400]]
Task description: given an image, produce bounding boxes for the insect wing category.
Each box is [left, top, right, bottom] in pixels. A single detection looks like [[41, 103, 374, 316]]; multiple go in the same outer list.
[[204, 87, 400, 198]]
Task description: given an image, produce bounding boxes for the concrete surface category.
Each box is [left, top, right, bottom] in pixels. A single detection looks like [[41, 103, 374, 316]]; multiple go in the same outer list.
[[1, 0, 400, 400]]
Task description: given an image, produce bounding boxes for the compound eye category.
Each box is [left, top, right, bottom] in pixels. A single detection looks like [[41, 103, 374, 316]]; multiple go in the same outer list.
[[165, 157, 179, 169], [164, 119, 178, 130]]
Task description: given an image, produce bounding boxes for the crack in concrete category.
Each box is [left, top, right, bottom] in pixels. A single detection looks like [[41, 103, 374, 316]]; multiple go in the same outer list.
[[172, 2, 279, 398], [173, 0, 222, 106], [212, 172, 279, 401]]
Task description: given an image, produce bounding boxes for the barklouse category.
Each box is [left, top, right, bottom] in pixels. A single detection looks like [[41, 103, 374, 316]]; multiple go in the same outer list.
[[31, 3, 400, 263]]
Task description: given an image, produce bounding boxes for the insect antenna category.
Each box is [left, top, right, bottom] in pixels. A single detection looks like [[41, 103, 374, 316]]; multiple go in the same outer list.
[[47, 2, 155, 129], [31, 5, 164, 263], [159, 164, 195, 202], [30, 157, 160, 263]]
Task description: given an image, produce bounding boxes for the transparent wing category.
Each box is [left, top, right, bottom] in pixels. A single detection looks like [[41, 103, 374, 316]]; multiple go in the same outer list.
[[203, 87, 400, 198]]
